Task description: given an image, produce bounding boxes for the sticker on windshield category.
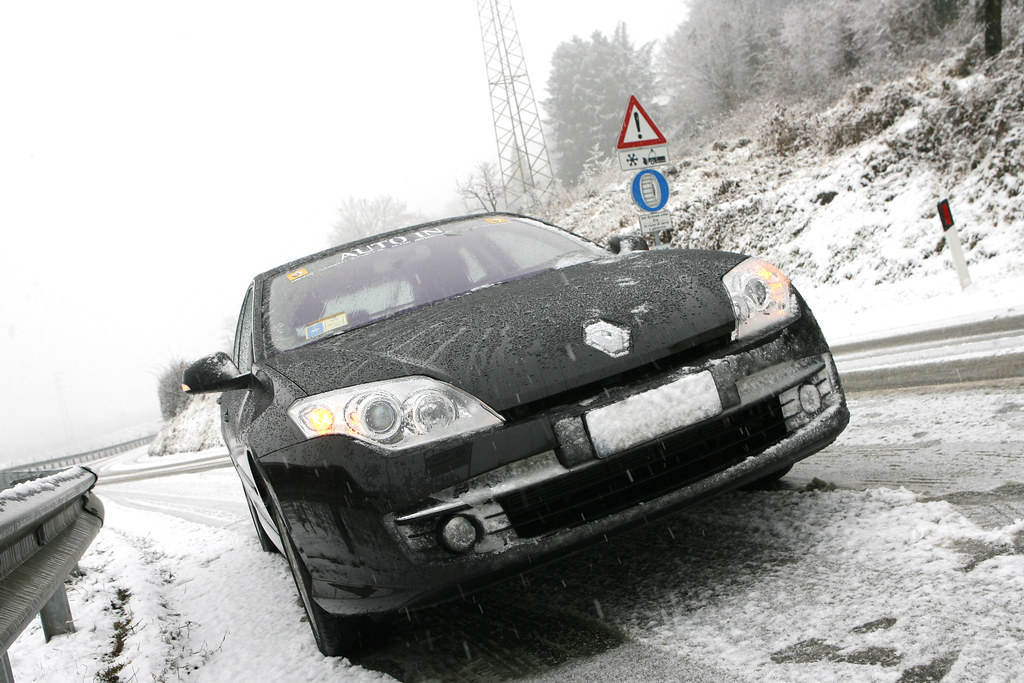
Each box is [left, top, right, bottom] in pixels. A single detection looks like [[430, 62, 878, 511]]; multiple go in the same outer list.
[[305, 312, 348, 339], [335, 227, 445, 264], [485, 217, 508, 223], [286, 268, 309, 281]]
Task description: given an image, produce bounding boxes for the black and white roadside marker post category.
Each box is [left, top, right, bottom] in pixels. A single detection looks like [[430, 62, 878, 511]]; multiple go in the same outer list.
[[938, 199, 971, 290], [616, 96, 672, 246]]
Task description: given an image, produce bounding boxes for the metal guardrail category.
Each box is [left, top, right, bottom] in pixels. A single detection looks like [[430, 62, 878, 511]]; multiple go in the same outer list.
[[0, 467, 104, 683], [0, 435, 156, 491]]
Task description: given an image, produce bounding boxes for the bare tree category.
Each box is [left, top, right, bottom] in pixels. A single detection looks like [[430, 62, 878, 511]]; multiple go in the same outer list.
[[660, 0, 981, 128], [455, 162, 505, 212], [660, 0, 784, 124], [329, 195, 422, 245]]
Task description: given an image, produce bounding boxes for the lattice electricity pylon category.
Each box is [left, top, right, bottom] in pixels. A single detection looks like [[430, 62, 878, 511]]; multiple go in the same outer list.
[[477, 0, 556, 212]]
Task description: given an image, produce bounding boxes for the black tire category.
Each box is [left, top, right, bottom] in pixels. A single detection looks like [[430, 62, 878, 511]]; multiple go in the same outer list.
[[270, 500, 376, 656], [246, 497, 278, 553]]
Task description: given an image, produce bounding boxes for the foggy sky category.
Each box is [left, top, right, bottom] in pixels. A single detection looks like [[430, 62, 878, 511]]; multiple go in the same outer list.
[[0, 1, 688, 464]]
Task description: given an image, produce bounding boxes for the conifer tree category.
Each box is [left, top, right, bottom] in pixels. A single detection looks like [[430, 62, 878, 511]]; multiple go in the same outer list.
[[544, 24, 655, 186]]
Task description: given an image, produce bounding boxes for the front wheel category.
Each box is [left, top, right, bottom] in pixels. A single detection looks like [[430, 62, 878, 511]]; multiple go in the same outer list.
[[270, 500, 376, 656]]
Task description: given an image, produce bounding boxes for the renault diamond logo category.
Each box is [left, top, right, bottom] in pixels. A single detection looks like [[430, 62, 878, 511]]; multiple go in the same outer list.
[[584, 320, 631, 357]]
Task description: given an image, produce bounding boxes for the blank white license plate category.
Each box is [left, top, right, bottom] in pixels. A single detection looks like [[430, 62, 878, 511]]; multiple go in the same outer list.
[[585, 371, 722, 458]]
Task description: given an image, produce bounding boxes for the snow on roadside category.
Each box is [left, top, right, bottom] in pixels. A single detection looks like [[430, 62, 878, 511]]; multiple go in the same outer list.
[[8, 467, 1022, 682], [801, 272, 1024, 346], [7, 484, 391, 683], [7, 382, 1024, 681], [623, 487, 1024, 682]]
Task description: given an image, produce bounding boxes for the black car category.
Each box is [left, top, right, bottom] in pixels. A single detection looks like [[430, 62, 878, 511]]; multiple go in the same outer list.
[[183, 214, 848, 656]]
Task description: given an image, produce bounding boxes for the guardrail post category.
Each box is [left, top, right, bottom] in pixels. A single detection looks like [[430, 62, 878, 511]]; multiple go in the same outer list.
[[39, 584, 75, 642], [2, 651, 14, 683]]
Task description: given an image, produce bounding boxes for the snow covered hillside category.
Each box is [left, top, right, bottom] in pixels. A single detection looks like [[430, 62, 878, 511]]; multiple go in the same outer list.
[[554, 35, 1024, 336]]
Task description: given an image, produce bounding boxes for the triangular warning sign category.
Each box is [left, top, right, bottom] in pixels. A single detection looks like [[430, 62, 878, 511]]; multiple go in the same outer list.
[[616, 95, 667, 149]]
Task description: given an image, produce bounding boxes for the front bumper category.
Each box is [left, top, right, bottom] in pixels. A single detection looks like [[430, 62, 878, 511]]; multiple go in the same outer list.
[[258, 308, 849, 616]]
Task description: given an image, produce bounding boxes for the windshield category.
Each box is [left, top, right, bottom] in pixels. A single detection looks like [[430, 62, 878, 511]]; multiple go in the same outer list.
[[262, 217, 604, 353]]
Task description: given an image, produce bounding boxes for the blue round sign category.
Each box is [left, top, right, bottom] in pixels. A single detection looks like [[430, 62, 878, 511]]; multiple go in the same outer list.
[[631, 169, 669, 213]]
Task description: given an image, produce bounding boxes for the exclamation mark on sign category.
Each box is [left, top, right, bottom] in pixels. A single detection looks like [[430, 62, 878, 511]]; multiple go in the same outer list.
[[634, 112, 642, 139]]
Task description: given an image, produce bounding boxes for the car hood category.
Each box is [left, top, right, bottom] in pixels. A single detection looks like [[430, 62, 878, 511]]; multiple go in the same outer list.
[[263, 249, 743, 412]]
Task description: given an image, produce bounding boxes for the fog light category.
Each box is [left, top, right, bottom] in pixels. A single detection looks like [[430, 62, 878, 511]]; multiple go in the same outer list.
[[798, 384, 822, 414], [440, 515, 478, 554]]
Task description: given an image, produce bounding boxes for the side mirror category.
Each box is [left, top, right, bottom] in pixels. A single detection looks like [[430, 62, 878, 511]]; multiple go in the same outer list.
[[182, 352, 252, 394], [608, 234, 650, 254]]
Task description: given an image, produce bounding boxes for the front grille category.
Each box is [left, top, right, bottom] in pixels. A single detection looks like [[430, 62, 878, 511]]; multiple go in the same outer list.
[[503, 331, 732, 421], [496, 398, 787, 538]]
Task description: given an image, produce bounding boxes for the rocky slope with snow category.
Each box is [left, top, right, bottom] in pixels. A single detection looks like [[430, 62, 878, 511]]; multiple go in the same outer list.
[[553, 36, 1024, 300], [147, 393, 223, 457]]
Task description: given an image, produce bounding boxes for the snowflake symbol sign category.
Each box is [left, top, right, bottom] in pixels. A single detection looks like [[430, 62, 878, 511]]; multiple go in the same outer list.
[[626, 153, 639, 166]]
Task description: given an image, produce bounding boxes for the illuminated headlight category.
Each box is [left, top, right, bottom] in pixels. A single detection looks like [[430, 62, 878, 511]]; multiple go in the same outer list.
[[722, 258, 799, 341], [287, 376, 503, 452]]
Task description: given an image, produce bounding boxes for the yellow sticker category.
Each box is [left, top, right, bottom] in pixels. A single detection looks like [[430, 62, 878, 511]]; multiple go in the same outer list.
[[286, 268, 308, 281], [323, 312, 348, 331], [304, 312, 348, 340], [485, 217, 508, 224]]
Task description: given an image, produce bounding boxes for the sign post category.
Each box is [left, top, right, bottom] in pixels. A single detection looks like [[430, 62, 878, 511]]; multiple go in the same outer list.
[[616, 96, 672, 244], [937, 199, 971, 290]]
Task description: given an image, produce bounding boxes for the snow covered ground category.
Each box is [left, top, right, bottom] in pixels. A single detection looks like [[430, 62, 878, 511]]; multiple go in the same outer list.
[[6, 375, 1023, 682], [7, 279, 1024, 680], [4, 266, 1019, 683], [4, 265, 1022, 681], [7, 466, 389, 682]]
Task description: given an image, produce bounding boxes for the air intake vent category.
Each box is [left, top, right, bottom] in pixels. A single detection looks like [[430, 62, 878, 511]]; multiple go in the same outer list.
[[497, 398, 787, 538]]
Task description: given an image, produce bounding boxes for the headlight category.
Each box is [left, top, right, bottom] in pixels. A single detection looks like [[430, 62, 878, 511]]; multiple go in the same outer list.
[[722, 258, 799, 341], [287, 376, 503, 452]]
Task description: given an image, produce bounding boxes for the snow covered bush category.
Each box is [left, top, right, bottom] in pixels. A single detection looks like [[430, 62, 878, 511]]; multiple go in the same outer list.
[[758, 104, 813, 156], [148, 393, 223, 456], [156, 359, 190, 420], [821, 81, 920, 152]]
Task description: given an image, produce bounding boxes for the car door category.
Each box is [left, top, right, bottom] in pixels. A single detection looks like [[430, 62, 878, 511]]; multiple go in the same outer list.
[[220, 284, 254, 472]]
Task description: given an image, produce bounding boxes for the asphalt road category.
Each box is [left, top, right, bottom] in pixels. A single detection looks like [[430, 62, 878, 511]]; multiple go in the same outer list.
[[831, 312, 1024, 391]]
